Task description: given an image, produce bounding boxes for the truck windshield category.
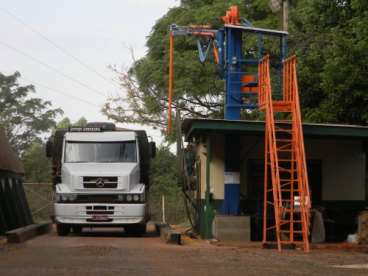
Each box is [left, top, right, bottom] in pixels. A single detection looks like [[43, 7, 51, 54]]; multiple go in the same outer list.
[[65, 141, 137, 163]]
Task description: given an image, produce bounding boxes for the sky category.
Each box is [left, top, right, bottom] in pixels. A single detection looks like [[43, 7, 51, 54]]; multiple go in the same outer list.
[[0, 0, 179, 144]]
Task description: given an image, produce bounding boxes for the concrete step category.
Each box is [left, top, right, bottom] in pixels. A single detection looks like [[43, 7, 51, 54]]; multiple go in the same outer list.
[[215, 229, 251, 242], [6, 222, 51, 243], [215, 215, 251, 229], [213, 215, 251, 242]]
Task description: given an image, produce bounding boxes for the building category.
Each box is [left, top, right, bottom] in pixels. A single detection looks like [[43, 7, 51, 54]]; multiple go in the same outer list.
[[0, 129, 33, 235], [182, 118, 368, 242]]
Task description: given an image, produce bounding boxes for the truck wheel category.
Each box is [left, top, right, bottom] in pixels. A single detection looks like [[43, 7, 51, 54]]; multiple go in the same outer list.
[[56, 224, 70, 236], [125, 224, 146, 236], [72, 226, 82, 235]]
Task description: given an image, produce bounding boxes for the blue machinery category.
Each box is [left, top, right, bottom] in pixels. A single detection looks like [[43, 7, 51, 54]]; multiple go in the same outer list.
[[168, 6, 288, 122], [168, 6, 288, 218]]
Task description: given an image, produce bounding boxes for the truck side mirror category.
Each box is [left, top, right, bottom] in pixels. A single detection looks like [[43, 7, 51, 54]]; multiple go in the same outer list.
[[149, 141, 156, 158], [46, 139, 53, 158]]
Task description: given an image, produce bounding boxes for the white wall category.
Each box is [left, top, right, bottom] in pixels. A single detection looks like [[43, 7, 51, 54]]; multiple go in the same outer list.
[[305, 139, 366, 201], [240, 136, 366, 201], [197, 135, 366, 201], [197, 134, 225, 200]]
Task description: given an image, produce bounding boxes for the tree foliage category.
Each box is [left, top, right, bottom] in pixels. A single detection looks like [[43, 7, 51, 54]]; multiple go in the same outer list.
[[56, 117, 72, 129], [22, 139, 51, 183], [150, 146, 179, 195], [56, 116, 88, 129], [74, 116, 88, 127], [149, 146, 185, 223], [290, 0, 368, 124], [0, 72, 63, 154], [102, 1, 279, 131], [104, 0, 368, 130]]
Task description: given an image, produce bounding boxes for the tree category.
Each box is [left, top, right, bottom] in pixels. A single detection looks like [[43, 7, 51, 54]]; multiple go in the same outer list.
[[103, 1, 277, 130], [56, 117, 72, 129], [22, 139, 51, 183], [55, 116, 88, 129], [74, 117, 88, 127], [104, 0, 368, 131], [0, 72, 63, 154], [289, 0, 368, 124], [149, 146, 185, 223]]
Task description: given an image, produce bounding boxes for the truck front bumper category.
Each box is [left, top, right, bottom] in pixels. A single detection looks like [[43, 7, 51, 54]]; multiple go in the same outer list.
[[54, 203, 146, 225]]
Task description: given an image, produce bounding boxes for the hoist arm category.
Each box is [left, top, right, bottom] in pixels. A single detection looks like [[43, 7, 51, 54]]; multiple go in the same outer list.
[[167, 24, 220, 132]]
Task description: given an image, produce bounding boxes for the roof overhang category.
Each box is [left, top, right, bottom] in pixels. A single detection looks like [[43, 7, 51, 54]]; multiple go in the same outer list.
[[182, 118, 368, 141]]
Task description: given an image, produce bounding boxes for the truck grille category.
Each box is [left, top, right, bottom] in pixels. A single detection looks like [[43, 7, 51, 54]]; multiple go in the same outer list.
[[86, 205, 114, 215], [75, 194, 121, 203], [83, 176, 118, 188]]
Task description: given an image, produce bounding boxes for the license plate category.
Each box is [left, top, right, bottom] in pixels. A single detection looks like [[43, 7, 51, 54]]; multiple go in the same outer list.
[[91, 215, 109, 221]]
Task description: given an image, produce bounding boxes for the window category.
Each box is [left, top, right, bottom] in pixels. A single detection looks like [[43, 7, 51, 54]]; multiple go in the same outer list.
[[65, 141, 137, 163]]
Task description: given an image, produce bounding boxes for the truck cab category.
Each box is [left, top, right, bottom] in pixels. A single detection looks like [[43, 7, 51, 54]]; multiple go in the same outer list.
[[47, 123, 155, 236]]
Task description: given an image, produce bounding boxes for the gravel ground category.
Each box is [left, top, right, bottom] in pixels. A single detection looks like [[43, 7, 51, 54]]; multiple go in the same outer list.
[[0, 226, 368, 276]]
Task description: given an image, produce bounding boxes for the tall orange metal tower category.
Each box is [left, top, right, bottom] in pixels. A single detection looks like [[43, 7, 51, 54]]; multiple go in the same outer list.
[[259, 55, 311, 252]]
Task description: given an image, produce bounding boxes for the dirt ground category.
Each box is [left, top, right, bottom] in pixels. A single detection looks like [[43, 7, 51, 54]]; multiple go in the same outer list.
[[0, 226, 368, 276]]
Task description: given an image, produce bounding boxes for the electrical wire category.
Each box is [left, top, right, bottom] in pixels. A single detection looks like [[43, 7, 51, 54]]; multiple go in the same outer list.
[[20, 76, 102, 108], [0, 7, 121, 89], [1, 69, 101, 108], [0, 40, 107, 98], [3, 71, 139, 114]]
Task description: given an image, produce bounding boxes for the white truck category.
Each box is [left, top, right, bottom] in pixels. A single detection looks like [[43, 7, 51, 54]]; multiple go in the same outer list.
[[46, 122, 155, 236]]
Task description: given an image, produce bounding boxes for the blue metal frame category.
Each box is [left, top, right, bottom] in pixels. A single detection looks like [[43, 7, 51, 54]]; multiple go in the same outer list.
[[170, 22, 288, 120], [216, 24, 288, 215], [170, 21, 288, 218], [215, 25, 288, 120]]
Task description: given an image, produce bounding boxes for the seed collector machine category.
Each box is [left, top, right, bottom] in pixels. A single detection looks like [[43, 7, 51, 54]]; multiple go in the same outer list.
[[167, 6, 311, 252]]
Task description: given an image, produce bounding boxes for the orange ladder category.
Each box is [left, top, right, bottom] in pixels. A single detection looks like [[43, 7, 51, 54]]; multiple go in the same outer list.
[[258, 55, 311, 252]]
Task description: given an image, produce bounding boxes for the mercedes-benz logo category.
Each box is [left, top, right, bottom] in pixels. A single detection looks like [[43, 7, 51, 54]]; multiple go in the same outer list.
[[96, 178, 105, 188]]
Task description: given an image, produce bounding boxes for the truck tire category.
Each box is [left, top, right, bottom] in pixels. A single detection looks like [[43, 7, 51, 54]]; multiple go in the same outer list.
[[125, 223, 146, 236], [56, 224, 70, 236]]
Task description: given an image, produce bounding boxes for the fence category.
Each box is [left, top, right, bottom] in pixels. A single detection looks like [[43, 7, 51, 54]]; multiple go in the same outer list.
[[149, 192, 187, 225], [23, 183, 54, 223]]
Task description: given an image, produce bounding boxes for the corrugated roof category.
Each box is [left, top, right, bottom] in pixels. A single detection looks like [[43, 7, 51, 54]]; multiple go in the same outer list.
[[182, 118, 368, 141], [0, 128, 24, 174]]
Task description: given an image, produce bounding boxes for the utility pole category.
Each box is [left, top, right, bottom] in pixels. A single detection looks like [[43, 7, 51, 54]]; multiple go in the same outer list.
[[269, 0, 288, 31], [282, 0, 289, 31]]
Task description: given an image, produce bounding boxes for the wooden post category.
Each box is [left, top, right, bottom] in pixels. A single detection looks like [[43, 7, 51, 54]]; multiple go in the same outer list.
[[282, 0, 288, 32], [167, 32, 174, 132], [162, 195, 166, 224]]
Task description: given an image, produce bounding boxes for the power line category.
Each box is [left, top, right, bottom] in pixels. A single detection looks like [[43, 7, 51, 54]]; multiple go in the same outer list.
[[0, 40, 107, 98], [20, 75, 102, 108], [2, 71, 135, 113], [0, 7, 122, 90]]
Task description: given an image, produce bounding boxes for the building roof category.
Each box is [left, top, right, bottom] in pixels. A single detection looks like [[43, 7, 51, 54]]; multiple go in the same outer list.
[[182, 118, 368, 141], [0, 128, 24, 174]]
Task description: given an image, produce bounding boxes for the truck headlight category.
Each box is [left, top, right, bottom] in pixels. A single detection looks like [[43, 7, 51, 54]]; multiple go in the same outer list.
[[56, 194, 77, 203], [140, 193, 145, 203], [126, 194, 132, 202], [55, 194, 61, 202], [117, 194, 124, 202], [69, 194, 77, 201], [133, 194, 139, 202], [61, 194, 69, 202]]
